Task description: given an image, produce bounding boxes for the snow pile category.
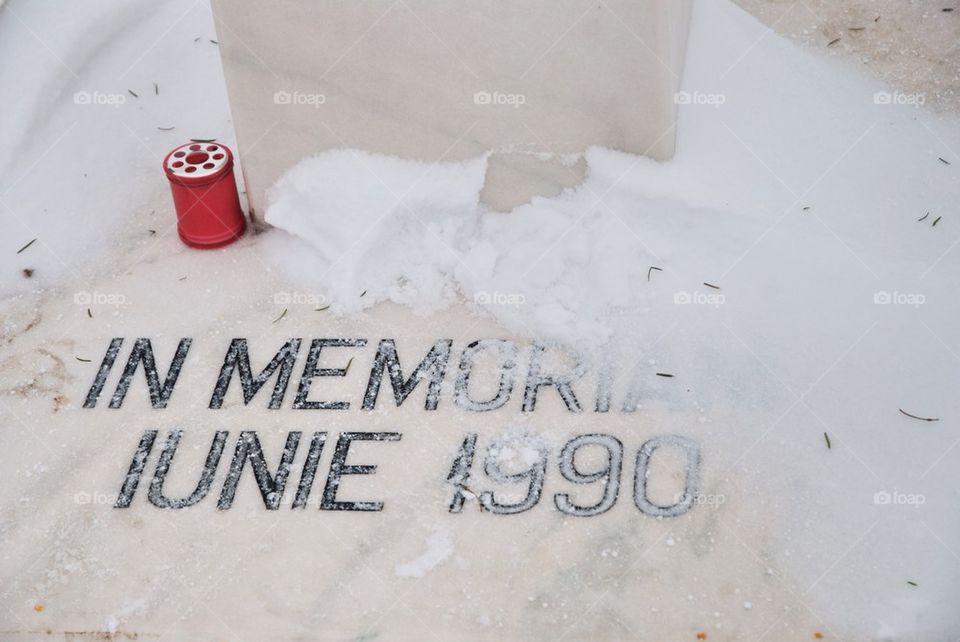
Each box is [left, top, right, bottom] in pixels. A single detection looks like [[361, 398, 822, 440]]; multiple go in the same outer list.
[[264, 147, 666, 343], [266, 150, 487, 314]]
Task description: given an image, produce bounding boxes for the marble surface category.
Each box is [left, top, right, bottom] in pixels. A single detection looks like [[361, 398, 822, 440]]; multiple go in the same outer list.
[[0, 244, 824, 641], [211, 0, 691, 218]]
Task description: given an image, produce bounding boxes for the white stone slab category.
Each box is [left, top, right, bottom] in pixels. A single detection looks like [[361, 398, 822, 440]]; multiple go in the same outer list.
[[211, 0, 691, 218]]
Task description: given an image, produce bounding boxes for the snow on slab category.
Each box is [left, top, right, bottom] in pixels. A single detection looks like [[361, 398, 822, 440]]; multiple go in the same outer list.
[[395, 525, 454, 579], [259, 0, 960, 637], [265, 149, 488, 315], [262, 0, 960, 353]]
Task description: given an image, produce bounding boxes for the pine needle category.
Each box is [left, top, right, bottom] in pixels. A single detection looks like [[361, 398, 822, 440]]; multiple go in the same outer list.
[[899, 408, 940, 422]]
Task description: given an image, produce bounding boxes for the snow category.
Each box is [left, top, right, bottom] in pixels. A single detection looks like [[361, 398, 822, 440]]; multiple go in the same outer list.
[[0, 0, 233, 297], [394, 526, 455, 579], [104, 597, 147, 634]]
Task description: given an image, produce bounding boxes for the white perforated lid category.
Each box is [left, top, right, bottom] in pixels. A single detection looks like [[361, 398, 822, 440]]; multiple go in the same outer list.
[[164, 142, 230, 180]]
